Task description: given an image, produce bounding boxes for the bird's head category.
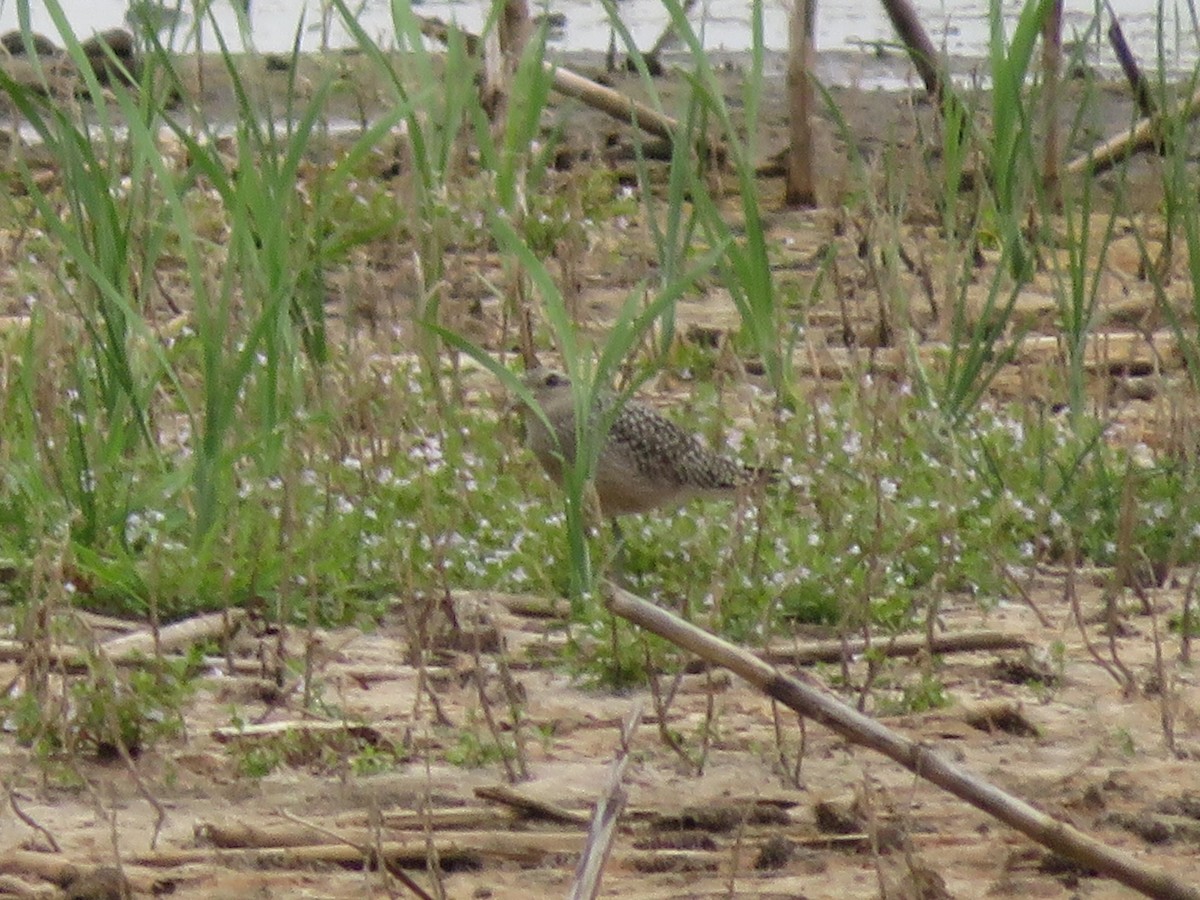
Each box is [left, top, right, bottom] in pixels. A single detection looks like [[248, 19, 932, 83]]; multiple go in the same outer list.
[[521, 367, 573, 403]]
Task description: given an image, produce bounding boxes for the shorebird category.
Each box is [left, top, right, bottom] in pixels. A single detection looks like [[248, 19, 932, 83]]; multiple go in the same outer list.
[[520, 368, 772, 518]]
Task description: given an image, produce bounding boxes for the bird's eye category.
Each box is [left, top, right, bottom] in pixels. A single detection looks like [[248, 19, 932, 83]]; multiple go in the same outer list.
[[546, 373, 567, 387]]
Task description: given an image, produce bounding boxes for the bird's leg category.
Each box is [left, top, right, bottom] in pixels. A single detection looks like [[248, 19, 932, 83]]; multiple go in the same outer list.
[[611, 518, 628, 585], [607, 516, 631, 588]]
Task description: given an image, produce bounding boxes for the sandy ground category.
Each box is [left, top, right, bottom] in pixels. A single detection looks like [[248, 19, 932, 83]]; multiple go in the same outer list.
[[3, 582, 1198, 898], [2, 45, 1200, 900]]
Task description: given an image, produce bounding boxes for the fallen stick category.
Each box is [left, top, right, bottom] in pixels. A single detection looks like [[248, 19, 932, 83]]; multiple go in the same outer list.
[[277, 810, 435, 900], [418, 16, 682, 145], [475, 783, 591, 826], [210, 720, 382, 744], [131, 831, 586, 868], [0, 852, 164, 895], [604, 582, 1200, 900], [793, 331, 1180, 380], [0, 648, 258, 676], [335, 807, 521, 831], [199, 808, 524, 849], [0, 848, 78, 884], [0, 613, 250, 673], [1065, 84, 1200, 176], [452, 589, 570, 619], [101, 609, 244, 659], [759, 628, 1028, 666], [199, 820, 375, 849]]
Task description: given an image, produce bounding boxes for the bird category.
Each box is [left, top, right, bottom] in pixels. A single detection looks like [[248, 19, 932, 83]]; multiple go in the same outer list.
[[520, 367, 772, 519]]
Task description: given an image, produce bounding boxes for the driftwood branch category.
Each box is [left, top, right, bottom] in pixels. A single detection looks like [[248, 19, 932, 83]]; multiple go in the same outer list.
[[453, 590, 570, 619], [0, 610, 247, 672], [604, 582, 1200, 900], [101, 609, 244, 659], [0, 851, 163, 896], [0, 641, 260, 674], [418, 16, 680, 144], [1065, 84, 1200, 175], [210, 720, 384, 744], [760, 628, 1028, 666], [198, 808, 525, 849]]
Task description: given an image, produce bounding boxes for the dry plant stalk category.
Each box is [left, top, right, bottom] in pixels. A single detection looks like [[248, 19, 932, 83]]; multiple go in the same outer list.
[[878, 0, 949, 102], [644, 644, 699, 773], [6, 780, 60, 852], [760, 627, 1028, 666], [1040, 0, 1063, 208], [604, 581, 1200, 900], [1181, 565, 1198, 664], [568, 703, 643, 900], [474, 784, 590, 826], [1105, 2, 1157, 119], [1065, 542, 1133, 692], [139, 831, 586, 868], [784, 0, 817, 206], [771, 700, 806, 788]]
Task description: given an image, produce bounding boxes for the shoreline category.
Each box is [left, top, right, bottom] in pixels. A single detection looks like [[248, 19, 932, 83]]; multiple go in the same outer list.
[[0, 28, 1160, 206], [0, 22, 1177, 99]]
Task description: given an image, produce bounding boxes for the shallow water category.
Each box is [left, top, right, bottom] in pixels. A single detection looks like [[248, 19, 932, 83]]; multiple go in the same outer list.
[[3, 0, 1200, 87]]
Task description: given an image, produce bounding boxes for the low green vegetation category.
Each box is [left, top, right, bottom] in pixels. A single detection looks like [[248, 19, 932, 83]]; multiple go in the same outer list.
[[0, 0, 1198, 757]]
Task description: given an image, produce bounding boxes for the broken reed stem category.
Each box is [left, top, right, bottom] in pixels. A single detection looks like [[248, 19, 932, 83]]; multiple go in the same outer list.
[[568, 703, 643, 900], [1181, 565, 1198, 664], [1065, 541, 1131, 691], [468, 625, 521, 783], [1105, 1, 1157, 119], [6, 779, 61, 852], [1041, 0, 1062, 207], [604, 581, 1200, 900], [784, 0, 817, 206], [645, 645, 697, 773], [280, 809, 436, 900]]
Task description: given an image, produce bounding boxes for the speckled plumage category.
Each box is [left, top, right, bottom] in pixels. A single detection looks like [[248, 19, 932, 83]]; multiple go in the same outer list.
[[521, 368, 767, 517]]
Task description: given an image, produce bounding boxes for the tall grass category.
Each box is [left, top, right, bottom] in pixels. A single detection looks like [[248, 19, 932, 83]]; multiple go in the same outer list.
[[334, 0, 478, 411], [0, 0, 413, 608], [435, 0, 762, 608], [2, 0, 1200, 709]]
